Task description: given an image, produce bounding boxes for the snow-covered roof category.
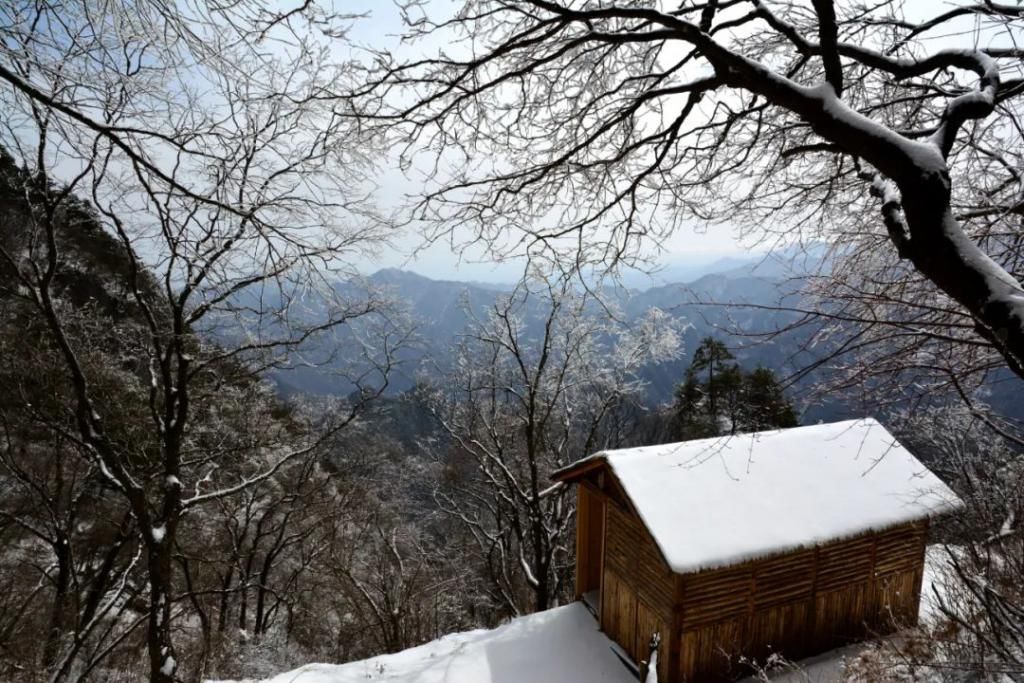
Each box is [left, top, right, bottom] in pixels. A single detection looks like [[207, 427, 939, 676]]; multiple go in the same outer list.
[[559, 418, 963, 575], [211, 603, 635, 683]]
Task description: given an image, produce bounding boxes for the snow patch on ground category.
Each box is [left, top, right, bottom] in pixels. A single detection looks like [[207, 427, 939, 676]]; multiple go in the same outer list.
[[918, 544, 959, 626], [738, 643, 867, 683], [209, 603, 636, 683], [161, 655, 176, 676]]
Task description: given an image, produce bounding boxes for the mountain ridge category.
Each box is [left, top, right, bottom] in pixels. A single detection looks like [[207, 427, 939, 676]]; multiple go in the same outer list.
[[276, 262, 823, 413]]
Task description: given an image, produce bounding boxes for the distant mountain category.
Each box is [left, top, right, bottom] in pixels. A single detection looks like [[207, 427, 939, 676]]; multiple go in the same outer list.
[[614, 244, 833, 288], [259, 261, 848, 419], [368, 267, 506, 325], [257, 258, 1024, 425], [617, 254, 764, 288]]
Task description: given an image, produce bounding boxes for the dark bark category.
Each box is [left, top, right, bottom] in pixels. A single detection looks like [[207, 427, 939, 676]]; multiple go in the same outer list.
[[42, 534, 72, 670], [146, 533, 177, 683]]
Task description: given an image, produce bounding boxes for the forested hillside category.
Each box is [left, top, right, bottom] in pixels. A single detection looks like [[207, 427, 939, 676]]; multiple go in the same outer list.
[[270, 267, 1024, 426], [0, 148, 393, 679], [2, 1, 1023, 682]]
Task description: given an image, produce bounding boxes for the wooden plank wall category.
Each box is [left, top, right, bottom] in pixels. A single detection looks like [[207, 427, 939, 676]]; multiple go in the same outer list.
[[601, 503, 673, 681], [575, 485, 605, 599], [675, 520, 929, 682]]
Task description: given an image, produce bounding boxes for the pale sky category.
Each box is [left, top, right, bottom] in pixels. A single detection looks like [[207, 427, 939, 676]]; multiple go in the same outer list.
[[28, 0, 996, 284], [338, 0, 990, 283], [338, 0, 755, 283]]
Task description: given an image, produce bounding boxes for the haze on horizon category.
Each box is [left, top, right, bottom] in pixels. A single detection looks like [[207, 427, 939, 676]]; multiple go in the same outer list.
[[341, 0, 969, 284], [341, 0, 758, 284]]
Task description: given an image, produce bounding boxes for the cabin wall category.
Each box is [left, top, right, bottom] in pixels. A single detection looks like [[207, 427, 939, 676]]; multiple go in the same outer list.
[[600, 503, 673, 682], [675, 520, 929, 682], [575, 484, 605, 599]]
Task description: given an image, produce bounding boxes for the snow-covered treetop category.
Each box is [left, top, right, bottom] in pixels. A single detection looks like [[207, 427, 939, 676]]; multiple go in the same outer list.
[[558, 418, 963, 575]]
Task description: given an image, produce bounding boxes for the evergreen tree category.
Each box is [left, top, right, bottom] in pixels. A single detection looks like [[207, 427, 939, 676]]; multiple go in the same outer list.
[[672, 338, 797, 439], [673, 370, 716, 438], [688, 337, 735, 420], [743, 366, 798, 431]]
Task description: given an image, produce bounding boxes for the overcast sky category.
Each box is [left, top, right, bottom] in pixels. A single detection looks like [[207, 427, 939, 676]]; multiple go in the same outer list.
[[339, 1, 759, 283], [337, 0, 998, 283]]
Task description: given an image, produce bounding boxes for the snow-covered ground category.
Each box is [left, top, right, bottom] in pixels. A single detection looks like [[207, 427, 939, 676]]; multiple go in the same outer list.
[[212, 603, 637, 683], [221, 550, 954, 683], [737, 643, 868, 683]]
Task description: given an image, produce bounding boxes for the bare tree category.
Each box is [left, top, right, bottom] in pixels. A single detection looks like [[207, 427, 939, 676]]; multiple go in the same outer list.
[[0, 315, 141, 679], [0, 2, 401, 680], [326, 512, 459, 655], [430, 272, 681, 615], [350, 0, 1024, 385]]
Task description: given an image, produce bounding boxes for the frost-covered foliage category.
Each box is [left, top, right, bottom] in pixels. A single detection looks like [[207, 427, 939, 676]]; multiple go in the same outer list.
[[429, 272, 682, 616], [0, 1, 399, 676], [348, 0, 1024, 420]]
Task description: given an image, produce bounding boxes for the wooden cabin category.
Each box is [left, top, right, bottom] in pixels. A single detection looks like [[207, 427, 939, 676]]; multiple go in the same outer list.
[[553, 418, 962, 682]]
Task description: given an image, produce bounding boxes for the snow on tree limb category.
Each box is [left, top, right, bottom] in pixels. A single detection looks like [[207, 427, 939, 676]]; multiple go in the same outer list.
[[348, 0, 1024, 381]]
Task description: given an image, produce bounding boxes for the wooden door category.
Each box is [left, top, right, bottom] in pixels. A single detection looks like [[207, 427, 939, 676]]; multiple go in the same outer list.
[[576, 485, 606, 600]]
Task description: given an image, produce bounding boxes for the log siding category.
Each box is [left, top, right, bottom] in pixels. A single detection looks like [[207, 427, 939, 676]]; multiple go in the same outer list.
[[600, 500, 673, 680], [573, 478, 930, 682], [675, 520, 929, 681]]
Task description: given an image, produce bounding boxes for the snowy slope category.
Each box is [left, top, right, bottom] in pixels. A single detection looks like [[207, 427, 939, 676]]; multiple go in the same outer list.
[[580, 418, 962, 574], [223, 549, 960, 683], [211, 603, 636, 683]]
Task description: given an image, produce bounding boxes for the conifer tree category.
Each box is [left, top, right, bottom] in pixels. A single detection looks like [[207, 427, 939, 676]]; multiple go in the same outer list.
[[673, 339, 797, 438]]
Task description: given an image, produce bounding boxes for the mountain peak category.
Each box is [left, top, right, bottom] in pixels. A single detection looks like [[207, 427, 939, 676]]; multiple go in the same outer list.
[[368, 267, 441, 286]]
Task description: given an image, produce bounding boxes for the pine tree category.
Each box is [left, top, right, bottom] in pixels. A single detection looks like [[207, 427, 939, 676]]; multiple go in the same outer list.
[[743, 366, 798, 431], [672, 339, 797, 439], [687, 337, 736, 422]]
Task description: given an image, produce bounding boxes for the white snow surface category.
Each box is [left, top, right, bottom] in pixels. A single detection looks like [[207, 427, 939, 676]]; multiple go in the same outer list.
[[161, 655, 176, 676], [217, 550, 961, 683], [210, 603, 636, 683], [584, 418, 963, 574]]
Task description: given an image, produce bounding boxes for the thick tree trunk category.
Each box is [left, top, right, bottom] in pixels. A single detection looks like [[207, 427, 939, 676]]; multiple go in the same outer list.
[[217, 564, 235, 633], [715, 48, 1024, 379], [530, 492, 549, 613], [42, 536, 72, 670], [534, 575, 549, 612], [254, 568, 269, 635], [147, 540, 177, 683], [900, 175, 1024, 379], [179, 555, 211, 683]]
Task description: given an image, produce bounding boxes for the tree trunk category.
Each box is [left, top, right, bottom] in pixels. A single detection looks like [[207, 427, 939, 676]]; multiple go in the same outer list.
[[147, 540, 177, 683], [534, 573, 549, 613], [217, 565, 234, 634], [900, 177, 1024, 379], [42, 535, 72, 670], [530, 492, 549, 613], [707, 359, 715, 420]]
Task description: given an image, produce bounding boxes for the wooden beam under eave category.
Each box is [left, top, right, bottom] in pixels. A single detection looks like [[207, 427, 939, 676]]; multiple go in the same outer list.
[[551, 455, 609, 483]]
